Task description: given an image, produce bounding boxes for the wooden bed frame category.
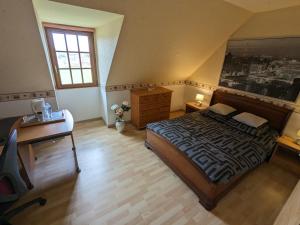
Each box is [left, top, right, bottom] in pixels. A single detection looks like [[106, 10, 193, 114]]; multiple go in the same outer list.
[[145, 89, 293, 210]]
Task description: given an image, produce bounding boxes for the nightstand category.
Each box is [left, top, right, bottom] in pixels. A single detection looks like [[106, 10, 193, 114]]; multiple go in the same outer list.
[[185, 102, 208, 113], [271, 135, 300, 177]]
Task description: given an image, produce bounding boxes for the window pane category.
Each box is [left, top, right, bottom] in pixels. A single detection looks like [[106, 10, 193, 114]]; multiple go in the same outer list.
[[66, 34, 78, 51], [69, 53, 80, 68], [82, 69, 93, 83], [52, 33, 66, 51], [78, 35, 89, 52], [81, 53, 91, 68], [71, 69, 82, 84], [56, 52, 69, 68], [59, 69, 72, 84]]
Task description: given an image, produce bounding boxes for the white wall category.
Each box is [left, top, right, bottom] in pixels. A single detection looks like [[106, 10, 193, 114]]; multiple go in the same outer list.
[[96, 18, 124, 85], [0, 98, 57, 119], [185, 6, 300, 139], [95, 17, 124, 125], [0, 0, 54, 94], [284, 112, 300, 140], [100, 86, 109, 124], [164, 85, 185, 112], [32, 0, 125, 123], [55, 87, 103, 122]]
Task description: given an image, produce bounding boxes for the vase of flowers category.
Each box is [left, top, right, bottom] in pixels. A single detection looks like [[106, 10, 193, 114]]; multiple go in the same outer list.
[[111, 101, 131, 132]]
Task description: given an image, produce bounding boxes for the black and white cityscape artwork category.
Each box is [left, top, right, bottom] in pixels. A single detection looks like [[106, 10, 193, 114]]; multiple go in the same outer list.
[[219, 38, 300, 102]]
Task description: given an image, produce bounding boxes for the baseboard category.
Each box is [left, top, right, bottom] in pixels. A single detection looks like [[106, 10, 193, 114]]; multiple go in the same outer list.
[[75, 117, 103, 124]]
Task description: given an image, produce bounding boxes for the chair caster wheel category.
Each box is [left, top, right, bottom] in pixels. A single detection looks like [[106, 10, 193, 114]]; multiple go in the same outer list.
[[76, 168, 81, 173]]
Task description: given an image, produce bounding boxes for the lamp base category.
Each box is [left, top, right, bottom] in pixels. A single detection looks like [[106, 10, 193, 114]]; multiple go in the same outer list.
[[196, 101, 202, 106]]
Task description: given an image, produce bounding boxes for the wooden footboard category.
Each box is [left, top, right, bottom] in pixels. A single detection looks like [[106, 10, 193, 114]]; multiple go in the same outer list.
[[145, 129, 243, 210]]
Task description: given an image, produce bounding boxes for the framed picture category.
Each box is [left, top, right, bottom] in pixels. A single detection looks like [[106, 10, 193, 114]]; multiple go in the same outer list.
[[219, 37, 300, 102]]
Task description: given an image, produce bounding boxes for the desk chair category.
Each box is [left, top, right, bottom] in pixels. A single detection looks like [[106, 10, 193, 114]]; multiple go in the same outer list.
[[0, 129, 46, 225]]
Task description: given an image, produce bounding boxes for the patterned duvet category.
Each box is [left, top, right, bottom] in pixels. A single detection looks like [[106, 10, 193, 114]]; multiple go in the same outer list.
[[147, 112, 278, 184]]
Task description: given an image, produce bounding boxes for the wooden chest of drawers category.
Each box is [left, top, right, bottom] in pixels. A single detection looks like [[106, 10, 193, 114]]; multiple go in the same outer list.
[[131, 87, 172, 129]]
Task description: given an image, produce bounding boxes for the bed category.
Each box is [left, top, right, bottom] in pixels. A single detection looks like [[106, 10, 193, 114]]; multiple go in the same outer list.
[[145, 90, 292, 210]]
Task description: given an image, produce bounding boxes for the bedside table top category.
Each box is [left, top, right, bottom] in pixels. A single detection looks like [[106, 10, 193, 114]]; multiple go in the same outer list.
[[277, 135, 300, 152], [186, 102, 208, 110]]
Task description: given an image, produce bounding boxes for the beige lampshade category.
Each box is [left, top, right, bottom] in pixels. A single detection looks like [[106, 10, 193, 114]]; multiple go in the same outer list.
[[297, 129, 300, 137], [196, 94, 204, 102]]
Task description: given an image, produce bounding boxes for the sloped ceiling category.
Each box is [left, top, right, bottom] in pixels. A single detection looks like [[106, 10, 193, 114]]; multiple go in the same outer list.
[[224, 0, 300, 13], [187, 5, 300, 87], [0, 0, 54, 93], [33, 0, 122, 28], [54, 0, 251, 85]]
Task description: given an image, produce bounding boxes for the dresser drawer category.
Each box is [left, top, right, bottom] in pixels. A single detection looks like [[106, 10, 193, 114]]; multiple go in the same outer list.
[[160, 106, 170, 113], [159, 93, 171, 104], [139, 112, 169, 128], [139, 94, 159, 104], [140, 108, 159, 116], [140, 114, 161, 124], [140, 103, 160, 111]]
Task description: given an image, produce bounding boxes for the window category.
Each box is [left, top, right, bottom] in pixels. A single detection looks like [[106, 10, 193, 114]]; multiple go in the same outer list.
[[44, 23, 98, 89]]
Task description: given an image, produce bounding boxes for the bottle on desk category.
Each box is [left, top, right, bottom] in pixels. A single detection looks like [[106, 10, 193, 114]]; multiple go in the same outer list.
[[42, 103, 52, 121]]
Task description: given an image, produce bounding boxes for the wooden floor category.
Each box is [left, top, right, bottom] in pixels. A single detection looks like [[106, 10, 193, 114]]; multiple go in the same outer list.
[[12, 115, 298, 225]]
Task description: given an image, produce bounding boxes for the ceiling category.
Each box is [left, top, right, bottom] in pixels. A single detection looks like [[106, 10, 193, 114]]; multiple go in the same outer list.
[[224, 0, 300, 12], [33, 0, 122, 28]]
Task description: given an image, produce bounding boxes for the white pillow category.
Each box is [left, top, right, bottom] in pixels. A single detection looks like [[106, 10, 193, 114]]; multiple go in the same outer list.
[[233, 112, 268, 128], [208, 103, 236, 116]]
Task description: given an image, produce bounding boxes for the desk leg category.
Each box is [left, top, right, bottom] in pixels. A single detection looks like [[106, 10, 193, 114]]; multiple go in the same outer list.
[[71, 133, 81, 173], [17, 149, 34, 189]]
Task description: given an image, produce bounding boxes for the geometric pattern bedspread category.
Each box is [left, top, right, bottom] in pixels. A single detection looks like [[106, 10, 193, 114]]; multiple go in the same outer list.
[[147, 112, 278, 184]]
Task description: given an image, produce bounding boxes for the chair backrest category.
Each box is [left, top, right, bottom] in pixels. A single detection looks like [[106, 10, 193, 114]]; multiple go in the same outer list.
[[0, 129, 27, 203]]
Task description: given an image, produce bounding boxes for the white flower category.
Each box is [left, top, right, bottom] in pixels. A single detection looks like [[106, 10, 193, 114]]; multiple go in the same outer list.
[[111, 104, 119, 111], [122, 101, 129, 106], [115, 108, 124, 116]]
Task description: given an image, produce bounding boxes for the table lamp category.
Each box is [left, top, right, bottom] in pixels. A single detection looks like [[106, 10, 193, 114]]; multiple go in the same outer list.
[[296, 129, 300, 145], [195, 94, 204, 106]]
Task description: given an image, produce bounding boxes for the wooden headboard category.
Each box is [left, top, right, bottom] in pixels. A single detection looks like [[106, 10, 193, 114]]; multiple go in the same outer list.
[[210, 90, 293, 134]]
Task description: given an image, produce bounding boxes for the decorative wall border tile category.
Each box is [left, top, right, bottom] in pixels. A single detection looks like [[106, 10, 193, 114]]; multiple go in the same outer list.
[[185, 80, 300, 113], [105, 80, 186, 92], [1, 80, 299, 113], [105, 79, 299, 111], [0, 90, 56, 103], [184, 80, 218, 91]]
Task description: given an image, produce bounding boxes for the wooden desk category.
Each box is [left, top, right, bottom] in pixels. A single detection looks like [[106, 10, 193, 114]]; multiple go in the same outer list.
[[17, 110, 80, 189]]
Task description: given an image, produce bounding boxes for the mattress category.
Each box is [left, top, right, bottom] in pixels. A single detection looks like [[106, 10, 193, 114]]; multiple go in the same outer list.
[[147, 112, 278, 183]]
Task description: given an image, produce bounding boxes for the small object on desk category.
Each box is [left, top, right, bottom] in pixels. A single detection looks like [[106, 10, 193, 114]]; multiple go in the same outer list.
[[20, 111, 65, 128], [31, 98, 45, 114], [186, 102, 208, 113], [271, 135, 300, 177], [42, 102, 52, 120]]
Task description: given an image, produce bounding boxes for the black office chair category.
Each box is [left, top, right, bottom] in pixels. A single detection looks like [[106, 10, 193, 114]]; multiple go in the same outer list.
[[0, 129, 46, 225]]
